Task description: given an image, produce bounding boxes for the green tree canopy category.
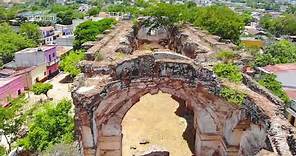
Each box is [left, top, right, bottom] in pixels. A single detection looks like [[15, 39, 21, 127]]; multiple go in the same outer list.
[[32, 83, 53, 98], [0, 96, 26, 153], [50, 4, 84, 25], [0, 23, 35, 66], [106, 3, 244, 43], [0, 6, 19, 22], [18, 99, 74, 151], [193, 5, 244, 43], [260, 14, 296, 37], [73, 18, 116, 49], [254, 40, 296, 66], [242, 11, 253, 25], [142, 3, 184, 29], [87, 6, 101, 16], [59, 51, 85, 78], [19, 23, 42, 45]]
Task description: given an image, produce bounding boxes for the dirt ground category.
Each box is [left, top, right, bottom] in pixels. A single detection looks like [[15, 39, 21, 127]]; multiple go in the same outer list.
[[122, 92, 194, 156]]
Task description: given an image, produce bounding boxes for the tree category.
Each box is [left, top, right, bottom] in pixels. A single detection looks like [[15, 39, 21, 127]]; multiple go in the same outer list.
[[59, 51, 85, 78], [142, 3, 185, 49], [142, 3, 183, 29], [53, 4, 85, 25], [87, 6, 100, 16], [242, 11, 253, 25], [259, 14, 274, 32], [19, 23, 42, 45], [73, 18, 116, 49], [260, 14, 296, 37], [18, 100, 74, 152], [32, 83, 53, 99], [0, 96, 26, 153], [0, 23, 35, 65], [286, 5, 296, 14], [193, 5, 244, 43], [254, 40, 296, 66], [0, 6, 18, 22], [57, 11, 75, 25]]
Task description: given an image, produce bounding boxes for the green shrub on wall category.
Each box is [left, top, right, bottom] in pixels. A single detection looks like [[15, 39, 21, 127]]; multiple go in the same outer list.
[[213, 63, 243, 83], [219, 87, 246, 106], [257, 73, 290, 103]]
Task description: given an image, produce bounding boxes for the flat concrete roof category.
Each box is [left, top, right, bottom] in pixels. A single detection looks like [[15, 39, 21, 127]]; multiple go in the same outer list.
[[16, 46, 55, 54]]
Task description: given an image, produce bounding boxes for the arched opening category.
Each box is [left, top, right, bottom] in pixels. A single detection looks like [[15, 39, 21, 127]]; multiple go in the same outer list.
[[121, 92, 195, 155], [73, 52, 278, 156]]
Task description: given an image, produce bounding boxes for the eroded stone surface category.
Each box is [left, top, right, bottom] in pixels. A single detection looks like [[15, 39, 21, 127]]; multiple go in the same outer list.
[[72, 52, 296, 156]]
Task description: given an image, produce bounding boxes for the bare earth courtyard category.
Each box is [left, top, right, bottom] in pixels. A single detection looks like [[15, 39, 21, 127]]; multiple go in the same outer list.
[[122, 92, 193, 156]]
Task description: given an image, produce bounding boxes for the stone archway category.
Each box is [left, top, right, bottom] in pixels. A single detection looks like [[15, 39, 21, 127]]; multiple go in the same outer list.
[[72, 52, 294, 156]]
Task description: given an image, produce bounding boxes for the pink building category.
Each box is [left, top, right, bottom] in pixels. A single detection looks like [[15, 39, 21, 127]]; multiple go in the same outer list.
[[5, 46, 60, 79], [0, 75, 26, 106], [44, 46, 59, 77]]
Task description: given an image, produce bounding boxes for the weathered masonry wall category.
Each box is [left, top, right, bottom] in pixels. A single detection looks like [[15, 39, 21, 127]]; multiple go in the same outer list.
[[83, 20, 238, 63], [72, 52, 296, 156]]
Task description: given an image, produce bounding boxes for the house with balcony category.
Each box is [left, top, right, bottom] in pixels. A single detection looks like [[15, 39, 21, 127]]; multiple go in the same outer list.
[[40, 26, 58, 45], [5, 46, 59, 79]]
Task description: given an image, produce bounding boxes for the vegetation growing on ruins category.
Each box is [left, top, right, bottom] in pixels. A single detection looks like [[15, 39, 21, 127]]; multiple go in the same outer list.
[[73, 18, 117, 49], [18, 99, 74, 152], [95, 52, 104, 61], [257, 73, 290, 103], [219, 87, 246, 106], [254, 40, 296, 67], [103, 2, 244, 44], [192, 5, 244, 43], [141, 3, 244, 43], [213, 63, 243, 83], [215, 51, 238, 63]]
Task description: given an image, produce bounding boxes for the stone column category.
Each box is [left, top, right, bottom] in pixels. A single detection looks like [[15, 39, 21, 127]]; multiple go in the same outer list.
[[194, 108, 227, 156], [195, 129, 227, 156], [78, 109, 96, 156], [97, 115, 122, 156]]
